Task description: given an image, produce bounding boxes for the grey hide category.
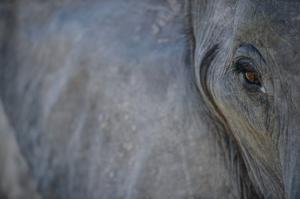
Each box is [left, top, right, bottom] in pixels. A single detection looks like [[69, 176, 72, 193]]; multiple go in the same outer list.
[[0, 0, 299, 199]]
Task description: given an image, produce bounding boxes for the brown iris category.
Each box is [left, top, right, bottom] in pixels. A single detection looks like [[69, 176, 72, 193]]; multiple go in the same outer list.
[[244, 71, 260, 85], [234, 58, 262, 87]]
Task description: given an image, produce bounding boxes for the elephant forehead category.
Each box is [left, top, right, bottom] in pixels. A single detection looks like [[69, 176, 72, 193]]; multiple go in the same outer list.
[[234, 1, 300, 75]]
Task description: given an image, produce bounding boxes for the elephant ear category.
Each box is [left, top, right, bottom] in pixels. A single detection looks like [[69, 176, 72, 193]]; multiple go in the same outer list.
[[0, 99, 41, 199]]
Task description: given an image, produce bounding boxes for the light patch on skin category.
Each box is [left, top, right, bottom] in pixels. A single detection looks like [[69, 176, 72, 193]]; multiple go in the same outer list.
[[260, 86, 266, 94]]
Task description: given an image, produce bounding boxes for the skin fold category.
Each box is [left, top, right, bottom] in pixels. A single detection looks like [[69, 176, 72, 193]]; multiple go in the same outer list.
[[191, 0, 300, 198], [0, 0, 299, 198]]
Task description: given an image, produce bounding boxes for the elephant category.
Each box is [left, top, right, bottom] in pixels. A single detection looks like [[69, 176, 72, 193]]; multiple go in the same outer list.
[[0, 0, 299, 198]]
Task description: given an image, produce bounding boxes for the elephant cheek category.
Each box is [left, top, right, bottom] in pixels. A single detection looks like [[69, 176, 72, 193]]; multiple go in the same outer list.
[[283, 124, 300, 199]]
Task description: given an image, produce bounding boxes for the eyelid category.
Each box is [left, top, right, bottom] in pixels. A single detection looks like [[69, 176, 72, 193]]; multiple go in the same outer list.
[[233, 57, 258, 73], [236, 44, 266, 65]]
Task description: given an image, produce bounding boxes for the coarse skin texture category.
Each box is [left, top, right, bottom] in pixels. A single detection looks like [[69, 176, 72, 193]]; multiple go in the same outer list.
[[0, 0, 299, 199], [191, 0, 300, 198]]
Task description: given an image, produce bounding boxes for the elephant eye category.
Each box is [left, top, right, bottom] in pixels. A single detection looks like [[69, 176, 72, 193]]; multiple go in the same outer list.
[[244, 71, 261, 86], [234, 58, 262, 88]]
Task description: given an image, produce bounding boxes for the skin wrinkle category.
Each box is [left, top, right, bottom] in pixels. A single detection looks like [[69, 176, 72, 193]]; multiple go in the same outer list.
[[190, 0, 300, 198], [264, 40, 289, 164], [190, 1, 260, 197], [193, 39, 261, 197], [1, 1, 299, 198], [219, 41, 282, 197]]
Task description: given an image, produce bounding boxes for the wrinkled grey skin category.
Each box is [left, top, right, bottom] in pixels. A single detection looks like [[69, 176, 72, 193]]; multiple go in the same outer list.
[[0, 0, 299, 199]]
